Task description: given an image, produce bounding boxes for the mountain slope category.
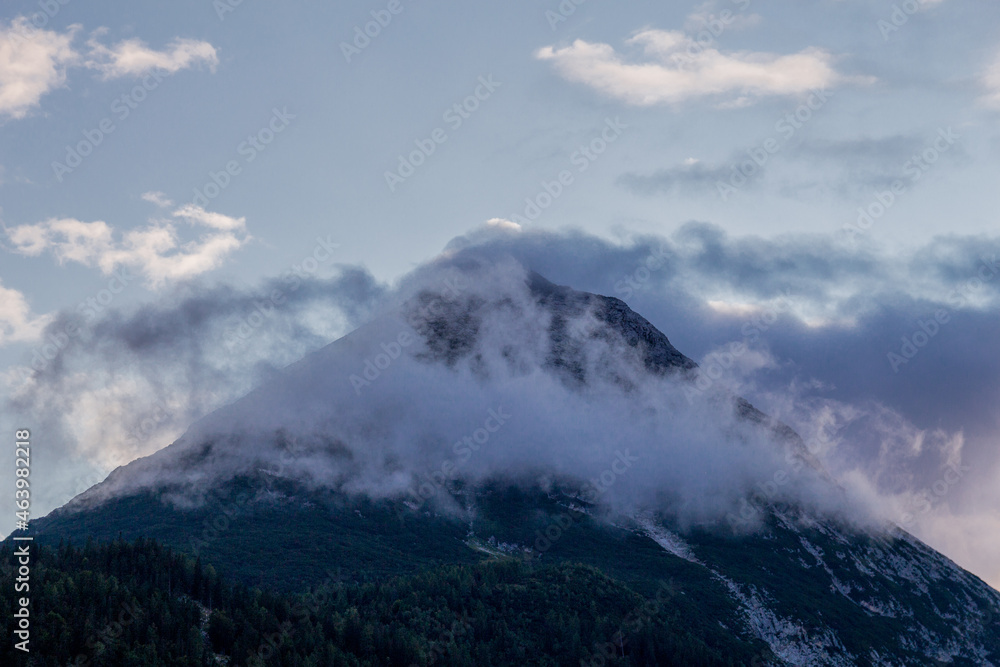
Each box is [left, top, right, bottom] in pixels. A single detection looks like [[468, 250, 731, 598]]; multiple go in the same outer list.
[[25, 259, 1000, 665]]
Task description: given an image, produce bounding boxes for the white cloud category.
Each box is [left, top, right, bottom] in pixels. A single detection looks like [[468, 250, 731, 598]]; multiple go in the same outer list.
[[172, 204, 246, 231], [537, 29, 864, 107], [0, 280, 52, 345], [141, 191, 174, 208], [485, 217, 522, 232], [981, 51, 1000, 110], [0, 18, 218, 120], [8, 217, 115, 265], [0, 18, 80, 120], [6, 203, 248, 288], [84, 32, 218, 79]]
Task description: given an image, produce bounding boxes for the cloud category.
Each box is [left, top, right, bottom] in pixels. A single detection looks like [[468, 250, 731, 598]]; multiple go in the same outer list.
[[619, 157, 733, 195], [0, 17, 218, 120], [790, 134, 968, 197], [431, 223, 1000, 459], [45, 256, 852, 534], [620, 131, 967, 200], [3, 268, 385, 509], [141, 191, 174, 208], [536, 29, 863, 107], [0, 18, 80, 120], [172, 204, 246, 232], [84, 32, 218, 79], [5, 225, 1000, 587], [485, 217, 522, 232], [683, 1, 761, 33], [0, 280, 52, 345], [982, 51, 1000, 110], [6, 203, 249, 288], [433, 226, 1000, 587]]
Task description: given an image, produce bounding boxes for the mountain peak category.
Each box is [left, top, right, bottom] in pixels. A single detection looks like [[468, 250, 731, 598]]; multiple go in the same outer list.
[[27, 260, 1000, 666], [527, 270, 698, 375], [63, 261, 824, 524]]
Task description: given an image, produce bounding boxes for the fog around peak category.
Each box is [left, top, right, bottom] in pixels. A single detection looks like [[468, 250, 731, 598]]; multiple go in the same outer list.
[[67, 254, 852, 532], [5, 224, 1000, 586]]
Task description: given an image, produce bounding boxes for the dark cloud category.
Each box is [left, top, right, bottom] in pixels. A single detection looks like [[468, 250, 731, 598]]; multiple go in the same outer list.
[[789, 132, 970, 196], [439, 223, 1000, 497], [64, 254, 853, 533], [618, 159, 736, 195], [620, 130, 970, 201], [4, 224, 1000, 587], [4, 266, 387, 511]]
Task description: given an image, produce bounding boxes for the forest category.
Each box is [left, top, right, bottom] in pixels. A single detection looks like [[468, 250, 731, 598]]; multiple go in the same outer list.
[[0, 536, 764, 666]]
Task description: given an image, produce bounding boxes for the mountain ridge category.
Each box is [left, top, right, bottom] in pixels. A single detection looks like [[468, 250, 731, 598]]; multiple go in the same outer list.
[[24, 261, 1000, 665]]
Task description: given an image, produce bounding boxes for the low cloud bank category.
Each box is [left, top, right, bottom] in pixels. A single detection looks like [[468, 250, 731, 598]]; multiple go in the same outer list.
[[5, 225, 1000, 589]]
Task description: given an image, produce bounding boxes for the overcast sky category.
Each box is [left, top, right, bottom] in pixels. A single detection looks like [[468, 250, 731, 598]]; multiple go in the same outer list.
[[2, 0, 1000, 588]]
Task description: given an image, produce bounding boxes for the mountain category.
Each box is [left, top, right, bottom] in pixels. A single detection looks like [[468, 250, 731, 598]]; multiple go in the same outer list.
[[17, 257, 1000, 666]]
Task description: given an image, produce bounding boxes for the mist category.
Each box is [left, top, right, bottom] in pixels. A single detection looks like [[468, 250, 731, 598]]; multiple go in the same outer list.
[[57, 252, 863, 534], [5, 224, 1000, 588]]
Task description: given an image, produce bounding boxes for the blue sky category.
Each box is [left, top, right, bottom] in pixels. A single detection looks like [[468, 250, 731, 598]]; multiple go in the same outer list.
[[3, 0, 1000, 588]]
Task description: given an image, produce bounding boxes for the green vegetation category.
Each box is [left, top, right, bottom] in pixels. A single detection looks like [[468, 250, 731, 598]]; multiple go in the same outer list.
[[18, 478, 1000, 665], [0, 537, 766, 666]]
